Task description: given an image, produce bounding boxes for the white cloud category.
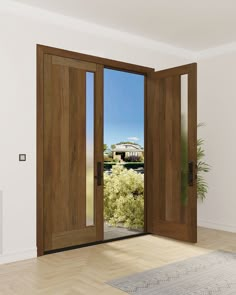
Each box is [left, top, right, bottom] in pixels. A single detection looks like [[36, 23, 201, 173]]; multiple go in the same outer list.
[[127, 137, 139, 141]]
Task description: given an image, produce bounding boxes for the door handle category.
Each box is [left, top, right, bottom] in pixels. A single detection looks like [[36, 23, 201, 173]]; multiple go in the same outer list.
[[188, 161, 194, 186], [95, 162, 103, 186]]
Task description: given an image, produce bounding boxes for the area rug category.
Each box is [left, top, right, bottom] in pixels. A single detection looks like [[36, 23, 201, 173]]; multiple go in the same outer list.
[[107, 251, 236, 294]]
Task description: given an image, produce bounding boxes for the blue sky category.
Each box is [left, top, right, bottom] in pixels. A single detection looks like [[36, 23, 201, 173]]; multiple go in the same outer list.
[[86, 70, 144, 149], [104, 69, 144, 148]]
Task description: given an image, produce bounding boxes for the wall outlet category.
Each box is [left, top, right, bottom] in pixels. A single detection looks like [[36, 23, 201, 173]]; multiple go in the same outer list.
[[19, 154, 26, 161]]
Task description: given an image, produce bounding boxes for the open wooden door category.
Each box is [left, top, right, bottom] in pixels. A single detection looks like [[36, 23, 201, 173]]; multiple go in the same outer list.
[[146, 63, 197, 242], [42, 54, 104, 252]]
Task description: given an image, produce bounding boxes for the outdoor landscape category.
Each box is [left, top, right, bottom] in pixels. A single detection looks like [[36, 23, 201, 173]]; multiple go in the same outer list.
[[103, 69, 145, 235]]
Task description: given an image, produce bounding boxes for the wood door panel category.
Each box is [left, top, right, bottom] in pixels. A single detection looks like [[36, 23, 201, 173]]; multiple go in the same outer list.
[[50, 227, 96, 251], [43, 54, 101, 251], [152, 223, 188, 241], [44, 56, 71, 250], [164, 76, 181, 223], [147, 63, 197, 243], [146, 76, 182, 227]]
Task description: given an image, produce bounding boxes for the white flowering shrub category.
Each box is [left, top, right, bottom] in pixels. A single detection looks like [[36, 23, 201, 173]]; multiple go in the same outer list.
[[104, 165, 144, 229]]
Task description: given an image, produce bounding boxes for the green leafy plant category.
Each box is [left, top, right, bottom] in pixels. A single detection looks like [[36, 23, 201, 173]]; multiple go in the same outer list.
[[197, 123, 210, 201], [181, 122, 210, 204], [104, 165, 144, 229], [104, 162, 144, 171], [124, 155, 143, 162]]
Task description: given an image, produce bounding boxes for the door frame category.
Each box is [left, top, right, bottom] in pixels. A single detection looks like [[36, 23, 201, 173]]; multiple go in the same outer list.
[[37, 44, 154, 256]]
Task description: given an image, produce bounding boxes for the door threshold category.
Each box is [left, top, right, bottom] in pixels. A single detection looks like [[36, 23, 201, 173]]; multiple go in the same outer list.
[[44, 232, 149, 255]]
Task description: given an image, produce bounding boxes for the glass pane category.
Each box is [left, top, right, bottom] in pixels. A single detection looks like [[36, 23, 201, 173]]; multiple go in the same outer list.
[[86, 72, 94, 226], [181, 74, 188, 205]]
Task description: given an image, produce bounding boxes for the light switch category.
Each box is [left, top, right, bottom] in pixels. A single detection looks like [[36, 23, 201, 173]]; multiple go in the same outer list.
[[19, 154, 26, 161]]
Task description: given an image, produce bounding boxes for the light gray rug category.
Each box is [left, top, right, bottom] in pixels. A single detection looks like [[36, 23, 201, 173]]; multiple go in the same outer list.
[[107, 251, 236, 294]]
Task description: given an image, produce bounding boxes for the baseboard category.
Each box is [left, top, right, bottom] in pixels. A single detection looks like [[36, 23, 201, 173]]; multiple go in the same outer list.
[[0, 248, 37, 265], [198, 219, 236, 233]]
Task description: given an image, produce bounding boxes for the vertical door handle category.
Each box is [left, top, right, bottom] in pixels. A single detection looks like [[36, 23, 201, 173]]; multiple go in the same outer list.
[[96, 162, 103, 186], [188, 161, 194, 186]]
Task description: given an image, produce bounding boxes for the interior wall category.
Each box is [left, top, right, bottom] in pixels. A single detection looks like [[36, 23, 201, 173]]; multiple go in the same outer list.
[[197, 51, 236, 233], [0, 2, 190, 264], [0, 191, 2, 255]]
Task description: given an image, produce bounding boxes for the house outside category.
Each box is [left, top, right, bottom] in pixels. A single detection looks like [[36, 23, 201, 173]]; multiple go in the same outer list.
[[111, 143, 144, 161]]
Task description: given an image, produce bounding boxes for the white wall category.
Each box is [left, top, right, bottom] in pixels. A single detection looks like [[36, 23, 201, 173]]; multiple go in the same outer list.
[[197, 51, 236, 233], [0, 191, 2, 255], [0, 1, 190, 264]]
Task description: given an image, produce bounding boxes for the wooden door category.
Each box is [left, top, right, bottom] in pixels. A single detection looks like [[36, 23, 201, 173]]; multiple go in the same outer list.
[[43, 54, 103, 251], [146, 63, 197, 242]]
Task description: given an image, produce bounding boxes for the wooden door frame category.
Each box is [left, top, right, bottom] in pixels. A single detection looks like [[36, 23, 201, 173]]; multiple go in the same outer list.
[[37, 44, 154, 256]]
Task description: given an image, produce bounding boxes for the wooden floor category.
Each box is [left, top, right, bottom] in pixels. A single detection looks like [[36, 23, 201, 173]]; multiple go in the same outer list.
[[0, 227, 236, 295]]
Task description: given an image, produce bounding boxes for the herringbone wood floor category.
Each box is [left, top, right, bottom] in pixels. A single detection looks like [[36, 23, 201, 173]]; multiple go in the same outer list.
[[0, 227, 236, 295]]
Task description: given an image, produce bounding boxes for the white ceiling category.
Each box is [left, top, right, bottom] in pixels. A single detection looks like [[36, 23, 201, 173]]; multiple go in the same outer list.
[[13, 0, 236, 51]]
